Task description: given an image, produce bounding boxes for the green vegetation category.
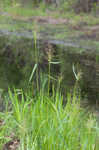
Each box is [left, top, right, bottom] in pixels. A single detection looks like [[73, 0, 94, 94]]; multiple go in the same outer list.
[[0, 89, 98, 149], [0, 0, 99, 25], [0, 0, 99, 45], [0, 32, 98, 149], [0, 0, 99, 149]]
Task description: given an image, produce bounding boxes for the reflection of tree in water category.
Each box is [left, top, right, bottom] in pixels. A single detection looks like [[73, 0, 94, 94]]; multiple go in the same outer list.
[[21, 0, 60, 7]]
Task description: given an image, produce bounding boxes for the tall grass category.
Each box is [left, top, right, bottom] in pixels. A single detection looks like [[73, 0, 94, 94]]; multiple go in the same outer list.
[[0, 30, 98, 149], [0, 89, 97, 150]]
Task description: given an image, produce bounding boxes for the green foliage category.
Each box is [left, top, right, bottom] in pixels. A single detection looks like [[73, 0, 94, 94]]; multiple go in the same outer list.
[[59, 0, 74, 12], [1, 0, 11, 6], [0, 89, 97, 149], [0, 1, 99, 149]]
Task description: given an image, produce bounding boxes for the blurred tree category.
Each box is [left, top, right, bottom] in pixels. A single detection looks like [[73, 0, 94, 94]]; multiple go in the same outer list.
[[74, 0, 99, 13]]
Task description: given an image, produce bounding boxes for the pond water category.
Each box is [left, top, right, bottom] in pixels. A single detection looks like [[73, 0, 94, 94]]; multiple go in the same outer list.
[[0, 28, 99, 111]]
